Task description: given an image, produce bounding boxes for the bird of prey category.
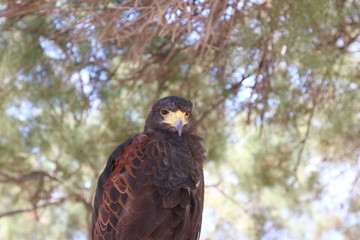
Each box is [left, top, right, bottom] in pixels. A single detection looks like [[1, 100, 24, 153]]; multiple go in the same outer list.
[[92, 96, 205, 240]]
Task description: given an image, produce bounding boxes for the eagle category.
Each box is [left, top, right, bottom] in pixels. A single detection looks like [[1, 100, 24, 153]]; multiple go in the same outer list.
[[92, 96, 205, 240]]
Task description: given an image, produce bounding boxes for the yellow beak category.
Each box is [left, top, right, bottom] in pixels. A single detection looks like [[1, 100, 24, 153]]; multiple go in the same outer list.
[[163, 110, 188, 136]]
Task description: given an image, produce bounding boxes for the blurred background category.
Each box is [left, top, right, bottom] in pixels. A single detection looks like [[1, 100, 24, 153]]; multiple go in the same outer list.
[[0, 0, 359, 239]]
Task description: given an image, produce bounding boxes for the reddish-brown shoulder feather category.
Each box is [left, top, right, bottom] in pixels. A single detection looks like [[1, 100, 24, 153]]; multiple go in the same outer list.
[[92, 134, 150, 240]]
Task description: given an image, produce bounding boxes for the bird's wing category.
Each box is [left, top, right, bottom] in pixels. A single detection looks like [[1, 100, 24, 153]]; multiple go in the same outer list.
[[91, 133, 150, 240]]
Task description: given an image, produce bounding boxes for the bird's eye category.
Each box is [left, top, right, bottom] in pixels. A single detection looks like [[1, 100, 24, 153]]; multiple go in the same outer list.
[[185, 111, 191, 117], [160, 109, 169, 116]]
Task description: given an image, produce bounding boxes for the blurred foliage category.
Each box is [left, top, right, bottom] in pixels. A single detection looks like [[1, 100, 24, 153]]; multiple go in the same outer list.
[[0, 0, 359, 239]]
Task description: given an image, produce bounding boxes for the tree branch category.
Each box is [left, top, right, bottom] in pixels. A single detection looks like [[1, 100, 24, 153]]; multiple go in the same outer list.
[[0, 198, 66, 218]]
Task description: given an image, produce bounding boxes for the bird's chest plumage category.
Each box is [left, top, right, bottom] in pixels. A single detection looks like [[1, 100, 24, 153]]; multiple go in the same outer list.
[[142, 135, 202, 208]]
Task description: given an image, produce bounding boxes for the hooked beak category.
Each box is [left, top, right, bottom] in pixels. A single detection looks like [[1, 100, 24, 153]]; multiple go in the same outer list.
[[162, 110, 188, 136], [174, 117, 184, 136]]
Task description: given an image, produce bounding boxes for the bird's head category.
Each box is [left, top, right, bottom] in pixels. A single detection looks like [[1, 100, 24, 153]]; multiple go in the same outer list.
[[144, 96, 194, 136]]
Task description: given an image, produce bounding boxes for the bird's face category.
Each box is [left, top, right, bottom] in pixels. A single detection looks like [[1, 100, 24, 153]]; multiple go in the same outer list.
[[145, 96, 194, 136]]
